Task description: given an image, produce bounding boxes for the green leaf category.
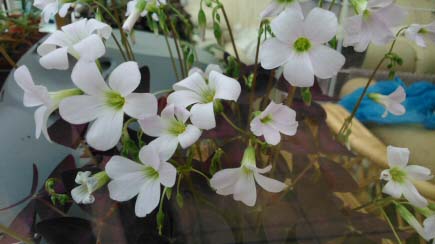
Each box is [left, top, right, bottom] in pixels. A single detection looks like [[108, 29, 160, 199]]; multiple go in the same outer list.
[[198, 9, 206, 27], [388, 70, 395, 80], [204, 0, 212, 7]]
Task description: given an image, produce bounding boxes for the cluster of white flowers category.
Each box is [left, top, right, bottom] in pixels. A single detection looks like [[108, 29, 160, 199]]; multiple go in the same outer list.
[[14, 1, 435, 238]]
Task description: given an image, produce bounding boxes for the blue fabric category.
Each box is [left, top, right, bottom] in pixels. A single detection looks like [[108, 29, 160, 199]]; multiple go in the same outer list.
[[339, 78, 435, 129]]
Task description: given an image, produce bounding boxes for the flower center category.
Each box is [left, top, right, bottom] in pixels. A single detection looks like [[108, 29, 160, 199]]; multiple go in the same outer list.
[[293, 37, 311, 53], [105, 91, 125, 110], [277, 0, 295, 4], [390, 167, 407, 183], [202, 88, 216, 103], [260, 115, 273, 124], [168, 120, 186, 135], [418, 28, 428, 34], [144, 166, 159, 179]]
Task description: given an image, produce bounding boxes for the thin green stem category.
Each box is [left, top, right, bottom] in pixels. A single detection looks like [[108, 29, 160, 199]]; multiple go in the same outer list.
[[0, 224, 34, 244], [219, 3, 242, 71], [190, 168, 210, 181], [338, 27, 408, 137], [166, 16, 186, 78], [328, 0, 336, 10], [381, 208, 403, 244], [221, 112, 249, 136], [111, 33, 128, 61], [318, 0, 324, 7], [162, 30, 180, 81], [286, 85, 297, 107]]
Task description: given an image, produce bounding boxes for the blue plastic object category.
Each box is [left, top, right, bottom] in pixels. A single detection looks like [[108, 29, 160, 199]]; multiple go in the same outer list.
[[339, 78, 435, 129]]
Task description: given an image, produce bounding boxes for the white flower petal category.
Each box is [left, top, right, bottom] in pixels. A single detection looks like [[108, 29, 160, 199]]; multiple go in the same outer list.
[[86, 110, 124, 151], [402, 180, 428, 208], [166, 90, 202, 108], [139, 116, 165, 137], [269, 105, 298, 136], [387, 145, 409, 168], [209, 71, 241, 101], [188, 67, 204, 77], [59, 95, 106, 124], [382, 180, 402, 198], [204, 64, 223, 77], [250, 117, 263, 137], [388, 86, 406, 103], [173, 72, 208, 93], [304, 7, 338, 44], [73, 34, 105, 62], [405, 165, 433, 181], [262, 125, 281, 145], [108, 172, 146, 201], [309, 45, 345, 79], [254, 173, 286, 193], [158, 162, 177, 187], [37, 31, 70, 55], [260, 38, 292, 70], [283, 52, 314, 87], [259, 1, 283, 19], [386, 103, 405, 116], [86, 19, 112, 39], [149, 135, 179, 161], [105, 155, 144, 179], [71, 61, 109, 96], [178, 125, 201, 149], [58, 3, 72, 17], [233, 173, 256, 207], [254, 165, 272, 174], [135, 179, 161, 217], [374, 4, 406, 27], [39, 47, 69, 70], [23, 86, 50, 107], [423, 216, 435, 240], [108, 61, 141, 96], [14, 66, 35, 90], [368, 15, 395, 45], [139, 144, 162, 170], [71, 185, 94, 204], [124, 93, 157, 119], [271, 8, 303, 44], [34, 106, 52, 142], [210, 168, 240, 192], [174, 105, 191, 123], [190, 102, 216, 130]]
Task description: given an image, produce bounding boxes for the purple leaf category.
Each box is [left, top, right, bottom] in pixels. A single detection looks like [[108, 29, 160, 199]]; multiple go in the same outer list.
[[318, 157, 359, 192]]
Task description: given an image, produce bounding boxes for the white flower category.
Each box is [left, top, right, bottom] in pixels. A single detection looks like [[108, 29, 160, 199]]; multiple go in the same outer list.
[[380, 146, 433, 208], [424, 215, 435, 243], [59, 61, 157, 151], [71, 171, 109, 204], [123, 0, 166, 32], [368, 86, 406, 118], [259, 7, 345, 87], [33, 0, 74, 23], [250, 101, 298, 145], [210, 146, 287, 207], [343, 0, 407, 52], [106, 144, 176, 217], [14, 66, 82, 142], [260, 0, 302, 20], [167, 70, 241, 130], [139, 104, 202, 159], [37, 19, 112, 70], [405, 22, 435, 48], [188, 64, 223, 78]]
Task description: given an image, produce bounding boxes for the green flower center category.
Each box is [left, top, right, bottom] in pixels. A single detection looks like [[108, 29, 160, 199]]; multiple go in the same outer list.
[[419, 28, 428, 34], [260, 115, 273, 124], [277, 0, 295, 4], [144, 166, 159, 179], [168, 120, 186, 135], [293, 37, 311, 53], [202, 88, 216, 103], [390, 167, 407, 183], [105, 91, 125, 110]]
